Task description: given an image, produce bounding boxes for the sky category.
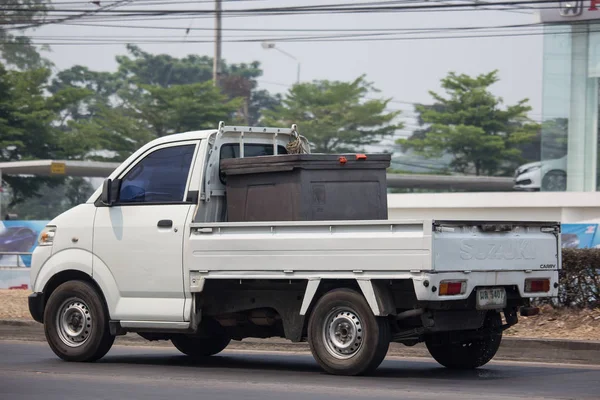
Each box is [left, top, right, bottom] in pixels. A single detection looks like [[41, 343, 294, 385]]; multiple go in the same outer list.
[[29, 0, 546, 144]]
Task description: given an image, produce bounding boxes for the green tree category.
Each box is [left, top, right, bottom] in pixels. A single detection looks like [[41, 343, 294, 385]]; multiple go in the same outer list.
[[48, 65, 121, 121], [0, 63, 91, 204], [114, 44, 214, 87], [72, 81, 242, 162], [7, 177, 95, 220], [128, 82, 243, 137], [52, 45, 280, 126], [398, 71, 539, 176], [0, 1, 50, 69], [402, 103, 447, 144], [263, 76, 402, 153]]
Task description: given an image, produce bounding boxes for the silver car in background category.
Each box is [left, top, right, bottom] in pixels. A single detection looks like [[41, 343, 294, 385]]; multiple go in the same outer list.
[[514, 156, 567, 191]]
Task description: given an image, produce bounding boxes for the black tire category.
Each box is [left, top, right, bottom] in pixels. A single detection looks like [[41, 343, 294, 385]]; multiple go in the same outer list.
[[171, 334, 231, 358], [44, 280, 115, 362], [425, 312, 502, 370], [308, 288, 391, 376], [542, 170, 567, 192]]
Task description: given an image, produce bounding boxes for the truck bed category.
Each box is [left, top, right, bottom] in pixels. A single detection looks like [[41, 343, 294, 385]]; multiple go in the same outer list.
[[185, 219, 560, 275]]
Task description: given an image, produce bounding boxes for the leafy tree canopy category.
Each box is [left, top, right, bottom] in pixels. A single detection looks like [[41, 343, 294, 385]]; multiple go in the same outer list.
[[50, 45, 280, 125], [0, 63, 92, 204], [398, 70, 539, 176], [263, 75, 402, 153]]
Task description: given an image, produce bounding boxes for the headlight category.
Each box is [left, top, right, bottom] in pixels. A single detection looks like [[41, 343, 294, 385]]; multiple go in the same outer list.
[[521, 165, 541, 175], [38, 226, 57, 246]]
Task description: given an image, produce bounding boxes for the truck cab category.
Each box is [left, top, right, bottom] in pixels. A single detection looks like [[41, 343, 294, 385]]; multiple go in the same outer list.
[[28, 122, 560, 376]]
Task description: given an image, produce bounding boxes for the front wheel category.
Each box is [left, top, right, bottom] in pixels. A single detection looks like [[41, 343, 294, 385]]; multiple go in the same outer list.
[[308, 288, 390, 376], [425, 312, 502, 369], [44, 280, 115, 362]]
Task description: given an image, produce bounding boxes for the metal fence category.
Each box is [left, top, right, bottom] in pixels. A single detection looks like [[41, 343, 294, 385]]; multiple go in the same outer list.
[[0, 252, 33, 268]]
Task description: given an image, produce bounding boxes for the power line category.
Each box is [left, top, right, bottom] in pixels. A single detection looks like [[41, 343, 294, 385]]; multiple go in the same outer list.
[[11, 0, 562, 12], [13, 21, 548, 34], [445, 0, 533, 15], [1, 1, 573, 18], [2, 24, 575, 45], [58, 20, 548, 32], [18, 23, 557, 42], [3, 6, 562, 28], [39, 0, 264, 5], [22, 27, 551, 40], [7, 0, 136, 31]]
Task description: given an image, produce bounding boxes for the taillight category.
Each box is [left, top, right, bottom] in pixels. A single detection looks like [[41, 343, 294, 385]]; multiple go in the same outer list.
[[525, 278, 550, 293], [439, 280, 467, 296]]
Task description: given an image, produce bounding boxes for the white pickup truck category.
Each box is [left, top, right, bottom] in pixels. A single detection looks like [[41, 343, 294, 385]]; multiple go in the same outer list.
[[29, 123, 561, 376]]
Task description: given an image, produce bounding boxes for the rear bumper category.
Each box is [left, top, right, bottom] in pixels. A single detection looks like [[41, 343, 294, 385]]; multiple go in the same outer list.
[[412, 270, 559, 302], [28, 292, 44, 323]]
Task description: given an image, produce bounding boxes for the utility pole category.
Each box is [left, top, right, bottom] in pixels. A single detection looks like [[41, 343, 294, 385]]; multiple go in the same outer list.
[[213, 0, 222, 86]]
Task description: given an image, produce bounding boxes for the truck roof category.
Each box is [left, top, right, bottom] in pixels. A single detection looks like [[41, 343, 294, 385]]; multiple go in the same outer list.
[[149, 129, 218, 146]]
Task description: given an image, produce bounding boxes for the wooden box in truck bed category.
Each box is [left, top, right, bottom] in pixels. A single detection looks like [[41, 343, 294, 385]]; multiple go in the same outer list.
[[219, 153, 391, 222]]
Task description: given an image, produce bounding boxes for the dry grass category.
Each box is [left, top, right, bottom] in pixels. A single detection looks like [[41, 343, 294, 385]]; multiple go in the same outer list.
[[1, 290, 599, 340], [0, 289, 31, 319], [503, 305, 600, 341]]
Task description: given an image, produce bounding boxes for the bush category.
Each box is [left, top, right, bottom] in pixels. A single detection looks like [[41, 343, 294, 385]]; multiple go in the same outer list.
[[558, 249, 600, 308]]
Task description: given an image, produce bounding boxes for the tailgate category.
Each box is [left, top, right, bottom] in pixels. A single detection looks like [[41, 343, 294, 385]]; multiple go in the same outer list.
[[432, 220, 560, 272]]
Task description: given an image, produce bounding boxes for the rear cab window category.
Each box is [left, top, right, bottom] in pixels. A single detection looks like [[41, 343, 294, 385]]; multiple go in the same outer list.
[[218, 143, 288, 184]]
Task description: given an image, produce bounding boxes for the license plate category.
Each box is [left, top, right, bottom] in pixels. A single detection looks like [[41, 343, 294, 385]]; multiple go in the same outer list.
[[476, 288, 506, 310]]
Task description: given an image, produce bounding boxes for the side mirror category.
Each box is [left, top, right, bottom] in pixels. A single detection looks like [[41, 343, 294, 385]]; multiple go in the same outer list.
[[101, 179, 113, 206]]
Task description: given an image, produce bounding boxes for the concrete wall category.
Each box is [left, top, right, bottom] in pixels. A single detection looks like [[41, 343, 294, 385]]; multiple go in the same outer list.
[[387, 192, 600, 223], [5, 191, 600, 289]]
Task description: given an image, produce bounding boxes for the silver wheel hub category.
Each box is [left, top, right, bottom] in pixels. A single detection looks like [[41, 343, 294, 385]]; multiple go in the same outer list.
[[56, 298, 92, 347], [323, 308, 364, 359]]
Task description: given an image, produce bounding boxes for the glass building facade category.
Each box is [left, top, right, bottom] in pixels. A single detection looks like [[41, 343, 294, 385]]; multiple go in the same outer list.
[[539, 5, 600, 192]]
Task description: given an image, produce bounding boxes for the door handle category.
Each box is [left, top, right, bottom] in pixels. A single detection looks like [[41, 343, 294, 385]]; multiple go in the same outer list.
[[157, 219, 173, 228]]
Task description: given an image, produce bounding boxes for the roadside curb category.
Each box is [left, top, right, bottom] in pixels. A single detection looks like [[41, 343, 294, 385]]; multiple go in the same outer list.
[[2, 319, 599, 365], [0, 319, 34, 326]]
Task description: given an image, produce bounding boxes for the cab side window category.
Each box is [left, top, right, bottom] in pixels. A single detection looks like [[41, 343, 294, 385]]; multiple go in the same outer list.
[[119, 144, 195, 204]]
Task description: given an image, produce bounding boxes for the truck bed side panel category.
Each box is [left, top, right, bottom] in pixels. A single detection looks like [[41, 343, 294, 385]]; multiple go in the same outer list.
[[186, 221, 432, 273]]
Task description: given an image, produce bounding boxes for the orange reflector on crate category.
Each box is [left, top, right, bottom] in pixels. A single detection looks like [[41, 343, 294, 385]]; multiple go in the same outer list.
[[356, 154, 367, 160], [338, 156, 347, 165]]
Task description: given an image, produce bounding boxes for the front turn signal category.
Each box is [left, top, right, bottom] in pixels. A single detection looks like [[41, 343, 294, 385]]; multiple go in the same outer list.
[[38, 226, 57, 246]]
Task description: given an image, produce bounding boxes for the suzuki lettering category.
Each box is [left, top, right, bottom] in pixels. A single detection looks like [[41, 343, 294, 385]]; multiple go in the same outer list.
[[459, 240, 536, 261]]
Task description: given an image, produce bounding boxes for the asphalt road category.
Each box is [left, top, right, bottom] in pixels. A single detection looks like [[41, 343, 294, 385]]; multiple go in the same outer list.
[[1, 341, 599, 400]]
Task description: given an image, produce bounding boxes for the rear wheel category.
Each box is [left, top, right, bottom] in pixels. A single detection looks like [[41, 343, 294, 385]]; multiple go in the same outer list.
[[425, 312, 502, 369], [171, 334, 231, 358], [308, 288, 390, 376], [44, 280, 114, 362]]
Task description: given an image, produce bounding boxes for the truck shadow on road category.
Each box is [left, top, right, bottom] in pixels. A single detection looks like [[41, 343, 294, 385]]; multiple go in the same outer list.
[[94, 351, 552, 381]]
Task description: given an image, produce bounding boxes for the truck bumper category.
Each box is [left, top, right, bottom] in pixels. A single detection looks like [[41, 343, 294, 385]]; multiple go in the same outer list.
[[28, 292, 44, 323], [413, 270, 560, 302]]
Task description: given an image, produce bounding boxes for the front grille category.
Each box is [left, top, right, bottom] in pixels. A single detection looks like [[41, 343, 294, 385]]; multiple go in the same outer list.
[[516, 179, 532, 185]]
